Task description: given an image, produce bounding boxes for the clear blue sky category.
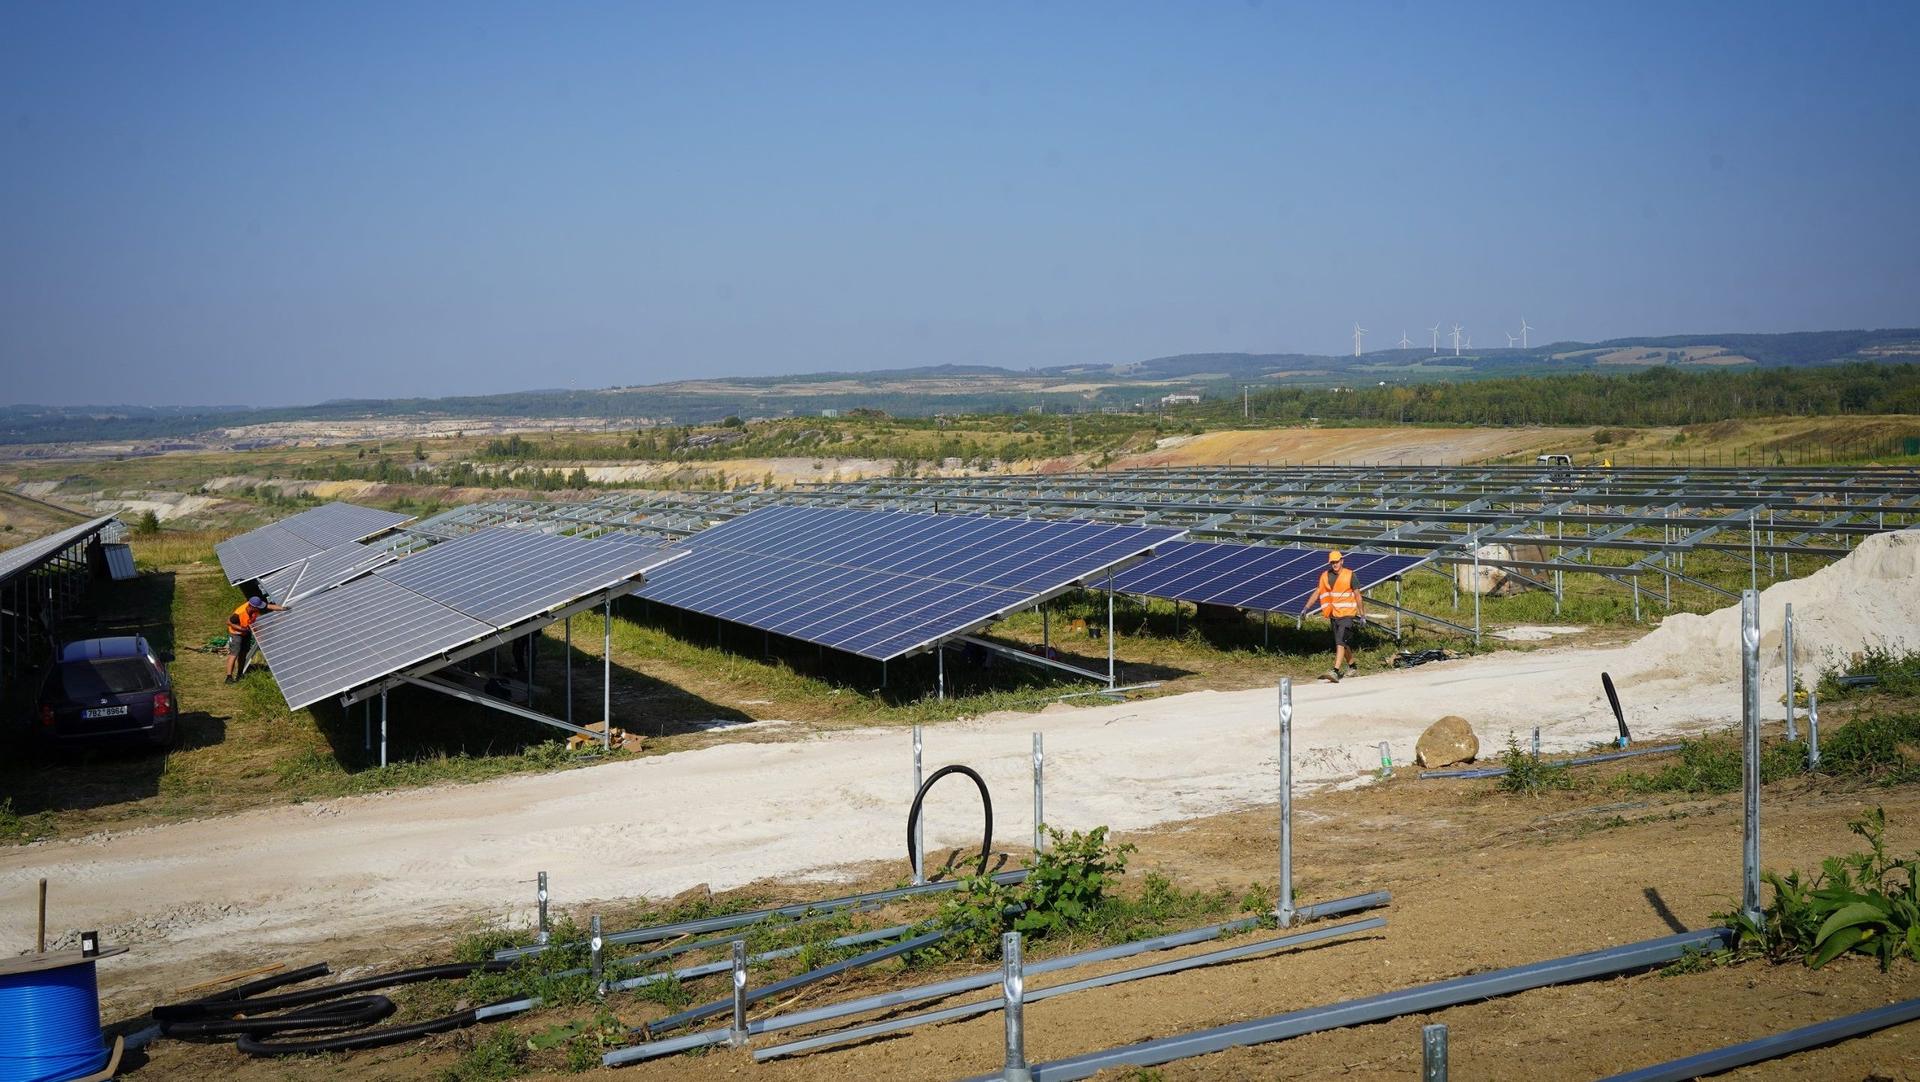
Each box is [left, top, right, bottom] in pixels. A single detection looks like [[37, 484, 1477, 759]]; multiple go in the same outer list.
[[3, 1, 1916, 407]]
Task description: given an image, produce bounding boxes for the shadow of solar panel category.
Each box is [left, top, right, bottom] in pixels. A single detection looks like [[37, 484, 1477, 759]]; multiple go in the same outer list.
[[642, 505, 1182, 660], [250, 575, 495, 711], [375, 527, 678, 627], [1112, 540, 1427, 612]]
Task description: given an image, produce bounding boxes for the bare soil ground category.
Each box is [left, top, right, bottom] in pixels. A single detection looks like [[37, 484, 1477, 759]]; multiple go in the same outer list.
[[114, 749, 1920, 1081], [1115, 427, 1588, 468]]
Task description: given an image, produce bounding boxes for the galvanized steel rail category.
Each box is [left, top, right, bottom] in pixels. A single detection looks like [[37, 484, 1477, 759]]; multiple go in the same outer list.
[[961, 927, 1733, 1081]]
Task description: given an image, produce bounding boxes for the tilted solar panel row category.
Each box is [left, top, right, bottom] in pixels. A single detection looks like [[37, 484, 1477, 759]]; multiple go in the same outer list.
[[638, 505, 1184, 660], [216, 502, 413, 584], [250, 527, 682, 710], [1112, 539, 1428, 612]]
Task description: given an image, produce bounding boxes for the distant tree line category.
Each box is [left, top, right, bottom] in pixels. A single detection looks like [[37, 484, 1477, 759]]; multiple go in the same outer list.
[[1211, 363, 1920, 427]]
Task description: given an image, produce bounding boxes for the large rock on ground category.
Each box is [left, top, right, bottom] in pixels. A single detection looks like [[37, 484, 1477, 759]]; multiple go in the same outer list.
[[1417, 716, 1480, 768]]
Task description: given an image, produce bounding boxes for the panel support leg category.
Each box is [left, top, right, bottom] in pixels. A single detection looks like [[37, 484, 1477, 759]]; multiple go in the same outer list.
[[602, 598, 612, 749]]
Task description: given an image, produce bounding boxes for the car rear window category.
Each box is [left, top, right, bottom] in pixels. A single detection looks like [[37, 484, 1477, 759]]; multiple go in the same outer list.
[[59, 659, 156, 699]]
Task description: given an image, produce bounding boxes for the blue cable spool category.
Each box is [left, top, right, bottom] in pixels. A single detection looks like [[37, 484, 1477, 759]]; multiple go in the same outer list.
[[0, 949, 120, 1082]]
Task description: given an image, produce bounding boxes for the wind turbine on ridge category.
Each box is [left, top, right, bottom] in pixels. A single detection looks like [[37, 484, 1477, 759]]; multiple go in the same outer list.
[[1519, 316, 1533, 348], [1429, 324, 1441, 353], [1450, 323, 1463, 356], [1506, 331, 1519, 347], [1397, 330, 1412, 349], [1352, 323, 1368, 357]]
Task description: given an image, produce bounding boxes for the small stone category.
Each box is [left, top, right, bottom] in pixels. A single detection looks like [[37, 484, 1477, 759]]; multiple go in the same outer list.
[[667, 882, 712, 910], [1416, 716, 1480, 768]]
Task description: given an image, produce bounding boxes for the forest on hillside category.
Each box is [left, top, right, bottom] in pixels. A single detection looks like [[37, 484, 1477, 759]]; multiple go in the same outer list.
[[1217, 363, 1920, 427]]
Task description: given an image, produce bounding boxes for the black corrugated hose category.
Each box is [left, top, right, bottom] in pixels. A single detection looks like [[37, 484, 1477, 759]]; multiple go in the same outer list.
[[153, 959, 523, 1056], [905, 763, 994, 879]]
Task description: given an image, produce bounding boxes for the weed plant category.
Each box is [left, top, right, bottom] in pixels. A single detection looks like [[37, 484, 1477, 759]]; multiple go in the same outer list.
[[1495, 736, 1577, 795], [1819, 648, 1920, 701], [1721, 808, 1920, 971]]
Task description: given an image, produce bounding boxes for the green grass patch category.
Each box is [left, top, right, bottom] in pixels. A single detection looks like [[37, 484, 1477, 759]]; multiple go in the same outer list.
[[1820, 647, 1920, 701], [0, 799, 56, 845]]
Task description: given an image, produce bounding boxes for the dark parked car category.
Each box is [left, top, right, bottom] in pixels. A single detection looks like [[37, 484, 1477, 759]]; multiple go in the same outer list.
[[35, 635, 177, 749]]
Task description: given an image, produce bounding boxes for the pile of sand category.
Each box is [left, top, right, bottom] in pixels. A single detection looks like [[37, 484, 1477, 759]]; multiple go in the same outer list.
[[1620, 530, 1920, 683]]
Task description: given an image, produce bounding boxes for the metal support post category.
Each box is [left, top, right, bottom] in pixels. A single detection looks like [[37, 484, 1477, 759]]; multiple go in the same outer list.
[[912, 725, 925, 885], [1471, 548, 1481, 647], [591, 914, 605, 997], [1277, 678, 1294, 928], [602, 598, 612, 749], [1001, 931, 1031, 1082], [565, 615, 572, 727], [1749, 511, 1758, 595], [1632, 577, 1641, 623], [1807, 689, 1821, 771], [730, 939, 749, 1047], [1042, 604, 1049, 652], [363, 698, 370, 753], [1740, 589, 1762, 923], [937, 646, 946, 701], [1032, 732, 1045, 855], [1531, 726, 1541, 758], [379, 689, 388, 768], [1393, 578, 1402, 637], [537, 871, 550, 945], [1783, 603, 1798, 741], [1422, 1023, 1449, 1082], [1106, 571, 1116, 687]]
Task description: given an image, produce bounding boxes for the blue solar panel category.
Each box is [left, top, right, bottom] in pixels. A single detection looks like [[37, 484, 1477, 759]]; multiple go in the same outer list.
[[1112, 540, 1427, 612], [250, 528, 684, 711], [251, 575, 496, 711], [641, 505, 1183, 660], [258, 541, 399, 604], [216, 502, 412, 583], [376, 528, 678, 627]]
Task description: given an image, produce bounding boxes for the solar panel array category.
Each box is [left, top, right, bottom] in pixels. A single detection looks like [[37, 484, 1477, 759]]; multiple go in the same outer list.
[[638, 505, 1184, 660], [257, 541, 400, 605], [216, 502, 413, 584], [1113, 540, 1427, 612], [251, 528, 683, 710], [0, 515, 118, 587]]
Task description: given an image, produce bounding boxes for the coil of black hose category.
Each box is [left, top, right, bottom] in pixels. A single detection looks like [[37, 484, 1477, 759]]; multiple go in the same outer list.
[[906, 763, 994, 879], [154, 959, 523, 1056]]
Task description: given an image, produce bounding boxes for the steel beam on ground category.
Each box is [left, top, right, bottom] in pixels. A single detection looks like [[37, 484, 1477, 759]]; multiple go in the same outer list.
[[970, 928, 1733, 1081], [1597, 997, 1920, 1082]]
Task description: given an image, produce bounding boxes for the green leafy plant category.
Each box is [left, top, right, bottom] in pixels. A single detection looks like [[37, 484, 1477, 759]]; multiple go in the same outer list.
[[1495, 735, 1576, 795], [929, 825, 1136, 959], [442, 1025, 526, 1082], [1720, 807, 1920, 971]]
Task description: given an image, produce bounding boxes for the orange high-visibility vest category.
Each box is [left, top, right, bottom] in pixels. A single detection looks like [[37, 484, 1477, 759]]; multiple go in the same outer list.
[[230, 602, 260, 632], [1313, 568, 1360, 618]]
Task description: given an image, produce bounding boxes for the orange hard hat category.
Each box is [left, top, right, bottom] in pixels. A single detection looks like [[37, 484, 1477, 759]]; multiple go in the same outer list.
[[1327, 550, 1343, 562]]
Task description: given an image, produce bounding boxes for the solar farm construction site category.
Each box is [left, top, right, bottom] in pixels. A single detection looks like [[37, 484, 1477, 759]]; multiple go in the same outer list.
[[5, 465, 1920, 1081]]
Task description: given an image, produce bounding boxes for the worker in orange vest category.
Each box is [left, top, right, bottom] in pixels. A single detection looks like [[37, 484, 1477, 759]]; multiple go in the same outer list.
[[1303, 550, 1364, 682], [225, 595, 286, 682]]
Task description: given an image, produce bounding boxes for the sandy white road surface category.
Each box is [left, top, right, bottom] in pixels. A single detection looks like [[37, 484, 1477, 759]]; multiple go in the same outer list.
[[3, 533, 1915, 1000]]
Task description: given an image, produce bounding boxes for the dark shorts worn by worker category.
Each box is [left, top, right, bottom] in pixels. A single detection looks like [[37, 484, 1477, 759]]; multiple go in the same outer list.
[[227, 631, 252, 660], [1330, 616, 1356, 649]]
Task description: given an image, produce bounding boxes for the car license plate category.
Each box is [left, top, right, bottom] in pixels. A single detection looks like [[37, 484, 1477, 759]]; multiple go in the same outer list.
[[82, 705, 130, 719]]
